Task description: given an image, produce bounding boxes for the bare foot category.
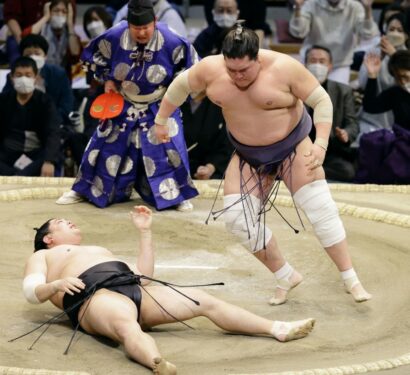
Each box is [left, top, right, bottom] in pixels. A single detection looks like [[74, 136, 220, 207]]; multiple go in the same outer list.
[[344, 278, 372, 302], [269, 270, 303, 305], [272, 318, 315, 342], [153, 358, 177, 375]]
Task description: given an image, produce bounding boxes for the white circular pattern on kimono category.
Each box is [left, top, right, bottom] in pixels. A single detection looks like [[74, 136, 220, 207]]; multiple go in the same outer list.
[[91, 176, 104, 198], [130, 128, 141, 149], [121, 157, 134, 175], [146, 64, 167, 84], [88, 149, 100, 166], [166, 149, 181, 168], [122, 81, 141, 101], [106, 125, 121, 144], [172, 45, 185, 64], [146, 30, 164, 52], [159, 178, 180, 200], [106, 155, 121, 177], [168, 118, 179, 137], [97, 121, 113, 137], [92, 52, 108, 66], [114, 63, 131, 81], [120, 29, 135, 51], [190, 45, 199, 65], [143, 156, 156, 177], [147, 126, 161, 145], [98, 39, 112, 59]]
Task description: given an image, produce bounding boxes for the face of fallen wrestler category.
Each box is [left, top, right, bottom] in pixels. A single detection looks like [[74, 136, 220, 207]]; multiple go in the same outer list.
[[225, 56, 260, 89], [48, 219, 82, 246], [128, 21, 156, 44]]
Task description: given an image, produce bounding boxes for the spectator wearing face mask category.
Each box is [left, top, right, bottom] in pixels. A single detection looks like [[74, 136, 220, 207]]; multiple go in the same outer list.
[[0, 57, 61, 177], [194, 0, 239, 58], [2, 34, 74, 127], [113, 0, 187, 38], [289, 0, 379, 84], [21, 0, 81, 78], [357, 13, 409, 138], [83, 6, 113, 40], [355, 50, 410, 184], [305, 45, 359, 182], [3, 0, 77, 64]]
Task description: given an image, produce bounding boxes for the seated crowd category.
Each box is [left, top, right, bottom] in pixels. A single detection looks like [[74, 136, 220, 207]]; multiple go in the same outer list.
[[0, 0, 409, 183]]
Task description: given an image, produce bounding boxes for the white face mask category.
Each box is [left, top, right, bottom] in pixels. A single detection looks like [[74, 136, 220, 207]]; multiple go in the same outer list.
[[404, 82, 410, 94], [50, 15, 67, 29], [29, 55, 46, 70], [386, 31, 406, 47], [86, 20, 106, 39], [213, 12, 238, 29], [13, 76, 36, 94], [307, 63, 329, 83]]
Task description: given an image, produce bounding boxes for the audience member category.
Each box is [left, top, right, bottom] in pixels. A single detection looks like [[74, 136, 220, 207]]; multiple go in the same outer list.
[[113, 0, 187, 38], [357, 13, 409, 137], [0, 57, 61, 177], [2, 34, 74, 127], [83, 6, 113, 40], [355, 50, 410, 183], [22, 0, 81, 77], [289, 0, 379, 84], [181, 97, 234, 180], [194, 0, 239, 58], [305, 46, 359, 182]]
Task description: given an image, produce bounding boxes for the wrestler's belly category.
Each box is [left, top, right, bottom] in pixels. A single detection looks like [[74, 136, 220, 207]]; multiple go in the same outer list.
[[223, 105, 304, 146]]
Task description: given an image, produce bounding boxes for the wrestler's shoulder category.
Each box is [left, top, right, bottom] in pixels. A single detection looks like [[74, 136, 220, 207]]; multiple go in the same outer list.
[[260, 49, 301, 69]]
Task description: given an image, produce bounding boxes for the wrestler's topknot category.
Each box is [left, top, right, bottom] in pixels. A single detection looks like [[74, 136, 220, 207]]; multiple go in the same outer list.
[[221, 23, 259, 61], [33, 219, 53, 252]]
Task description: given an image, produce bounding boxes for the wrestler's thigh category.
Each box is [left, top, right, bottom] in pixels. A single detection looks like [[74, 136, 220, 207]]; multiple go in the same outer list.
[[223, 154, 274, 197], [79, 289, 139, 341], [140, 286, 212, 327], [282, 136, 325, 194]]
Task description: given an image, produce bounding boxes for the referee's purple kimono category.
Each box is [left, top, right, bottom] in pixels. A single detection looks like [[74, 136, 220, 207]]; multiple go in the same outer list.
[[74, 21, 199, 209]]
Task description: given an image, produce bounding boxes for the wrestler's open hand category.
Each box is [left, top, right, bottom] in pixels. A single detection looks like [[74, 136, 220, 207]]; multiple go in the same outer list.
[[304, 144, 326, 173], [51, 277, 85, 295], [130, 205, 152, 231], [154, 124, 171, 143]]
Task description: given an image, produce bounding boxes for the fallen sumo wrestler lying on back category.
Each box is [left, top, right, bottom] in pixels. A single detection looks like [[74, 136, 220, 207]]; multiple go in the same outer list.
[[13, 205, 315, 374]]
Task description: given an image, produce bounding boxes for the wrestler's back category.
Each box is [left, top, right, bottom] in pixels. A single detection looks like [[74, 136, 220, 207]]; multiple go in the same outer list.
[[204, 50, 305, 146], [45, 245, 118, 308]]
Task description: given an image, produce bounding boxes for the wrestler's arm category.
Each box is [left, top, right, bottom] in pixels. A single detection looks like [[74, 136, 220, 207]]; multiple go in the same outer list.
[[129, 205, 154, 284], [23, 252, 85, 304], [286, 56, 332, 157], [154, 58, 209, 140]]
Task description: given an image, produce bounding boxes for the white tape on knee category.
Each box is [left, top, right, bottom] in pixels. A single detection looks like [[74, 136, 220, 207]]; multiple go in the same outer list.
[[23, 273, 46, 304], [293, 180, 346, 248], [223, 194, 272, 253]]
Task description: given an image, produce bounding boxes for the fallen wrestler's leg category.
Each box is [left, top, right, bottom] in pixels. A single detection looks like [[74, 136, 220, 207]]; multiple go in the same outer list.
[[141, 286, 315, 343], [283, 137, 371, 302], [79, 290, 176, 374], [223, 156, 303, 305]]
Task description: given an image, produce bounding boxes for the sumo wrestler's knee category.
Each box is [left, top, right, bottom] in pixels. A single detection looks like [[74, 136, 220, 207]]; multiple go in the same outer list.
[[223, 194, 273, 253], [293, 180, 346, 248]]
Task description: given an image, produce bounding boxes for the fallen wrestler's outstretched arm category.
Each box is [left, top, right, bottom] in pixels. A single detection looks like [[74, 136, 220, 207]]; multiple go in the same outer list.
[[23, 251, 85, 304], [129, 205, 155, 284], [154, 59, 209, 142]]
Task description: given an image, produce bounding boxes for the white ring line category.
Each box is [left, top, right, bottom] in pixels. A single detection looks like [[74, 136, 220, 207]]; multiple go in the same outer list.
[[155, 265, 219, 270]]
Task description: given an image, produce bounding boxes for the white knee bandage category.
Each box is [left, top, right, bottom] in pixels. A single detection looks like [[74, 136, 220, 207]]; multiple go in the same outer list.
[[23, 273, 46, 304], [293, 180, 346, 248], [223, 194, 273, 253]]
